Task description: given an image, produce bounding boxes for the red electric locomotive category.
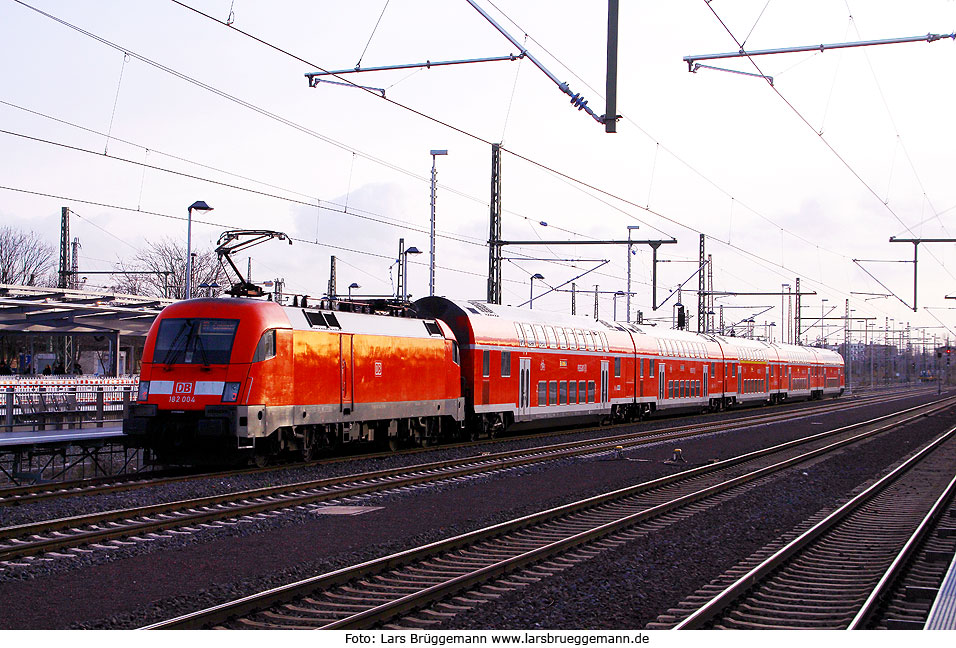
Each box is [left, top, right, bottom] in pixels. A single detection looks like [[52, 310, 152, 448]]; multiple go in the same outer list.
[[124, 298, 464, 464]]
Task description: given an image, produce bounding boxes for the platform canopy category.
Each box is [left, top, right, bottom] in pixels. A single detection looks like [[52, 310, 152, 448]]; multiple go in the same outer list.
[[0, 284, 170, 337]]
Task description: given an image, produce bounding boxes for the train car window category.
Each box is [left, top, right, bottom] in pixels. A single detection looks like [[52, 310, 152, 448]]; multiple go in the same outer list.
[[538, 381, 547, 406], [156, 318, 239, 365], [640, 358, 645, 378], [514, 323, 526, 346], [559, 381, 567, 405], [710, 362, 715, 378], [544, 326, 556, 348], [557, 328, 569, 349], [501, 351, 511, 377], [533, 325, 546, 348], [696, 380, 701, 397], [549, 381, 558, 405], [424, 322, 443, 336], [252, 329, 276, 363], [588, 381, 596, 403], [564, 328, 577, 350], [649, 359, 655, 378], [578, 380, 586, 402], [452, 341, 460, 365], [570, 381, 577, 403], [614, 357, 622, 377], [668, 380, 673, 399], [482, 350, 490, 377]]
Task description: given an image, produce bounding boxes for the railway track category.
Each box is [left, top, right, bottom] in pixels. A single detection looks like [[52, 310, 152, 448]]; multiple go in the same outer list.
[[0, 387, 931, 507], [2, 391, 945, 568], [650, 424, 956, 629], [138, 396, 956, 629]]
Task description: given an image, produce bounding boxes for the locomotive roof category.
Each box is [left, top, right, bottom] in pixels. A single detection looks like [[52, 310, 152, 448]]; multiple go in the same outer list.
[[173, 297, 451, 341]]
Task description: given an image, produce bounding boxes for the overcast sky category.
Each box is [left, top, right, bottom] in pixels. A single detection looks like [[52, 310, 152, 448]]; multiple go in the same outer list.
[[2, 0, 955, 346]]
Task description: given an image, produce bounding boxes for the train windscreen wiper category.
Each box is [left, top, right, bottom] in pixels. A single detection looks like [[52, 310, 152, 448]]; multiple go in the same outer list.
[[162, 319, 194, 366]]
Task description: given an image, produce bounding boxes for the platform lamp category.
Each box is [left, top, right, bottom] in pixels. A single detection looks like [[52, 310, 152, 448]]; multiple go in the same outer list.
[[613, 291, 625, 321], [186, 201, 213, 299], [402, 247, 422, 302], [348, 282, 360, 300], [530, 273, 545, 309]]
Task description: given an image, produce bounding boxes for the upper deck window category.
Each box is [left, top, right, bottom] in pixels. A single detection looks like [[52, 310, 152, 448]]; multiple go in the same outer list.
[[155, 318, 239, 365]]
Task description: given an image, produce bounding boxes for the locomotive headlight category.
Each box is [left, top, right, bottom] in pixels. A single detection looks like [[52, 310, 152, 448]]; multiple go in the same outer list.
[[137, 381, 150, 401], [222, 382, 241, 403]]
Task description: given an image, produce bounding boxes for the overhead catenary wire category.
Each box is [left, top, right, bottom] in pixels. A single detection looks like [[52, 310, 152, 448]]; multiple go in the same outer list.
[[701, 0, 956, 286], [5, 0, 939, 326]]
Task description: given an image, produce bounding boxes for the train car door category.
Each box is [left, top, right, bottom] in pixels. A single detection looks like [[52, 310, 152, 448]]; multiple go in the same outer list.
[[601, 360, 609, 404], [518, 357, 531, 416], [340, 334, 354, 414], [658, 364, 665, 400]]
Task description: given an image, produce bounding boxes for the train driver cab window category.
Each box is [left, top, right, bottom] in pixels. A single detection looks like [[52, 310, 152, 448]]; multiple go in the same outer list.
[[452, 340, 460, 365], [482, 350, 490, 377], [252, 329, 276, 363], [501, 351, 511, 377]]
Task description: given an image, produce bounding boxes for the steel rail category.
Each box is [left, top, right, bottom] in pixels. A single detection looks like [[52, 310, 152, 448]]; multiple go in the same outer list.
[[673, 426, 956, 629], [0, 389, 923, 544], [140, 398, 956, 630], [848, 468, 956, 628], [0, 386, 926, 506]]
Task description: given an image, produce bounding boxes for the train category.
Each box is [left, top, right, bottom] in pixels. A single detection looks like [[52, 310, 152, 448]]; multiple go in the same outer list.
[[123, 295, 845, 464]]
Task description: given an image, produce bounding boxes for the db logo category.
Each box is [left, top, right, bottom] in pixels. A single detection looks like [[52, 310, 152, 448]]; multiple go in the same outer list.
[[174, 382, 193, 394], [374, 362, 383, 377]]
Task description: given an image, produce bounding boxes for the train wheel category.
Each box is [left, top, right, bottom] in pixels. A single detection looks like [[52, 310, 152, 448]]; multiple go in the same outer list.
[[253, 453, 270, 468], [301, 428, 317, 462]]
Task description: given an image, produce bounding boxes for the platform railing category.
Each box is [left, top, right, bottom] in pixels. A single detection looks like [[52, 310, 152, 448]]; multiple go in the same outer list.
[[2, 385, 134, 432]]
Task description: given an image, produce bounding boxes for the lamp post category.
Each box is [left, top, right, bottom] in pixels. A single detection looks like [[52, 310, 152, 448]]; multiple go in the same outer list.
[[402, 246, 422, 302], [429, 149, 448, 297], [613, 290, 625, 321], [197, 282, 220, 298], [529, 273, 545, 309], [186, 201, 213, 299], [348, 282, 360, 300]]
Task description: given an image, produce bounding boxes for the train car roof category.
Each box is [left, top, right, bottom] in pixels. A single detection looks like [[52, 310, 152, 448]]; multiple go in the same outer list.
[[415, 297, 635, 352]]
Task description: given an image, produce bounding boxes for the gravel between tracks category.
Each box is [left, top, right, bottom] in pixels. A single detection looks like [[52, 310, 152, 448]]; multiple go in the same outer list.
[[0, 390, 948, 629]]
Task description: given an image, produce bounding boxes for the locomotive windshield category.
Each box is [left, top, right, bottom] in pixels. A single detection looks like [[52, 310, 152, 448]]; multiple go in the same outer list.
[[155, 318, 239, 365]]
